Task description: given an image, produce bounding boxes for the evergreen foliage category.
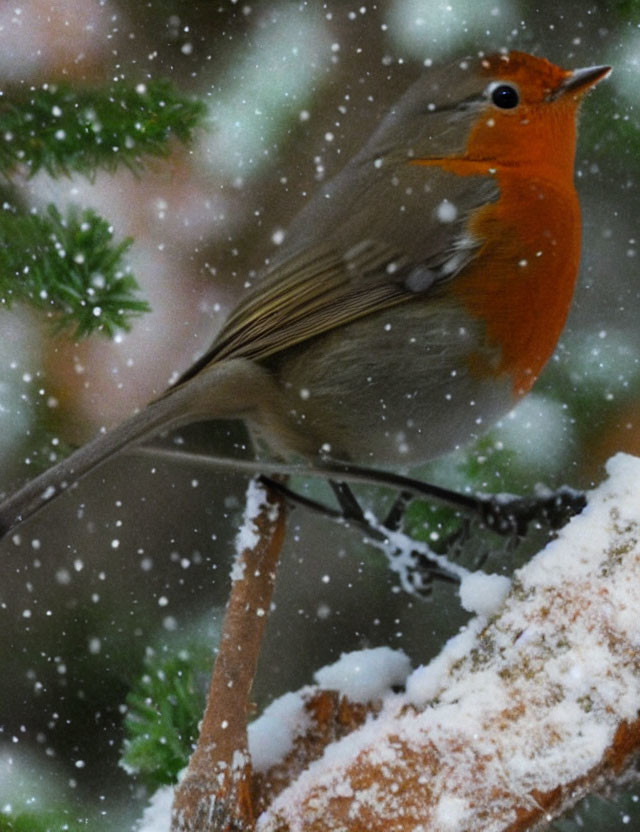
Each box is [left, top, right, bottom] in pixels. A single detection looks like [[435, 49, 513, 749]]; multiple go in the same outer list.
[[0, 79, 205, 178], [0, 79, 206, 335], [0, 809, 92, 831], [121, 642, 213, 788], [0, 204, 147, 337]]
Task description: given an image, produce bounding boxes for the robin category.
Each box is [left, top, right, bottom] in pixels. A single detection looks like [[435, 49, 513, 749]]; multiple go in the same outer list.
[[0, 50, 610, 537]]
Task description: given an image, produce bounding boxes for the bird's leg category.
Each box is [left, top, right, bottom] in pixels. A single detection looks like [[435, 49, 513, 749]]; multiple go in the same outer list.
[[382, 490, 413, 531], [329, 480, 366, 523], [258, 476, 344, 523], [258, 475, 458, 589], [318, 462, 587, 538]]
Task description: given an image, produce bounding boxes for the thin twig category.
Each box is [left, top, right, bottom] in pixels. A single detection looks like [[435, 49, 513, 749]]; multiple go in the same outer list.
[[133, 445, 586, 535], [131, 446, 481, 512], [259, 475, 460, 588], [171, 478, 287, 832]]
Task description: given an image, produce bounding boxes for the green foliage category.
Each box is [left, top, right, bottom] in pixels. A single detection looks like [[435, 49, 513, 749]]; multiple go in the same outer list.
[[0, 78, 206, 335], [612, 0, 640, 17], [0, 79, 206, 179], [121, 641, 213, 788], [580, 93, 640, 178], [0, 809, 91, 831], [0, 204, 148, 337], [403, 500, 468, 551]]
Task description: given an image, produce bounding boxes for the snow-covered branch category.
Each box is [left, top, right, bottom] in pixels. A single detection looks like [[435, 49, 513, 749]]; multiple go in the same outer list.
[[139, 454, 640, 832], [253, 454, 640, 831]]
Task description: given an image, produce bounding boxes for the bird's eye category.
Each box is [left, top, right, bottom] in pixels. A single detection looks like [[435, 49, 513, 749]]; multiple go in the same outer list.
[[490, 83, 520, 109]]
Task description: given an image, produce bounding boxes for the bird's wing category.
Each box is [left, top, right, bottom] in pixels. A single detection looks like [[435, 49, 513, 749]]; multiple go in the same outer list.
[[211, 241, 449, 359], [175, 155, 498, 385], [175, 229, 477, 386]]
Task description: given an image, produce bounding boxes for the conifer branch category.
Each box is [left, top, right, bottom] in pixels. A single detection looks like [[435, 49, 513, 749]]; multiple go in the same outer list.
[[0, 78, 205, 334], [0, 203, 148, 336], [0, 79, 206, 178]]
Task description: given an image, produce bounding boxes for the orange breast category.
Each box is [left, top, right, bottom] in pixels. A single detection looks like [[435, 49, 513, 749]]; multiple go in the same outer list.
[[451, 167, 582, 395]]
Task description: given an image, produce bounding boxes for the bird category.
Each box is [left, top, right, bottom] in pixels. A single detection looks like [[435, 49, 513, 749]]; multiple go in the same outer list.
[[0, 50, 610, 539]]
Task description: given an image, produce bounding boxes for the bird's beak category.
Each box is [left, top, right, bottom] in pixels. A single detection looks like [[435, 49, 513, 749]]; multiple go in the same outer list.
[[551, 64, 611, 100]]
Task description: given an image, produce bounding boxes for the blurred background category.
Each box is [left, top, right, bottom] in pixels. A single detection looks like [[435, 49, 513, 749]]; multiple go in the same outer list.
[[0, 0, 638, 828]]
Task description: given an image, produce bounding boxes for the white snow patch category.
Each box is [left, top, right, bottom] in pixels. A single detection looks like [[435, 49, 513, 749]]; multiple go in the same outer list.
[[136, 784, 173, 831], [313, 647, 411, 703], [363, 512, 506, 617], [248, 691, 309, 773], [458, 570, 510, 617], [232, 477, 276, 581], [434, 794, 472, 830], [405, 622, 482, 707]]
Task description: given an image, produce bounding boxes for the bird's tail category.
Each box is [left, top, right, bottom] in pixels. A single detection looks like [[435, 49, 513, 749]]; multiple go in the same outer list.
[[0, 358, 269, 540]]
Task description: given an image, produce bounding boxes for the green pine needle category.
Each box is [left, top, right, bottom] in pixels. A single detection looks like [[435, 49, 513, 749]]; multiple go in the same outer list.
[[0, 79, 206, 178], [121, 642, 213, 788], [0, 809, 91, 831], [0, 204, 149, 337]]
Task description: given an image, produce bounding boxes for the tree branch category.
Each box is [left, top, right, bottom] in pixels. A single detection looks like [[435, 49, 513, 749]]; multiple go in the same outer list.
[[252, 454, 640, 832], [171, 477, 287, 832]]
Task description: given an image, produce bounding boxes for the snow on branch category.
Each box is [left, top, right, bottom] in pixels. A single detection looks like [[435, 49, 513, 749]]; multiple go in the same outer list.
[[137, 454, 640, 832], [253, 453, 640, 831]]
